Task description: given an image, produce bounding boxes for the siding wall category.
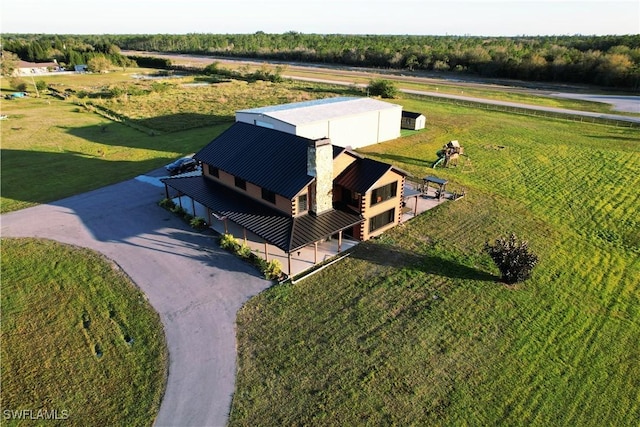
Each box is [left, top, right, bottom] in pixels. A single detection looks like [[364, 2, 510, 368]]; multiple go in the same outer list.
[[204, 164, 293, 215], [360, 170, 405, 240], [236, 105, 402, 149]]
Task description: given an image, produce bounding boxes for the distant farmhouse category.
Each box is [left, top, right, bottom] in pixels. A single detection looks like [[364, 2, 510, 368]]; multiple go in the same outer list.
[[235, 97, 403, 149], [14, 60, 60, 76]]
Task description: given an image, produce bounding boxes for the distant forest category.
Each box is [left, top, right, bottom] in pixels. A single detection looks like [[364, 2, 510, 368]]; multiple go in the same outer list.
[[2, 33, 639, 89]]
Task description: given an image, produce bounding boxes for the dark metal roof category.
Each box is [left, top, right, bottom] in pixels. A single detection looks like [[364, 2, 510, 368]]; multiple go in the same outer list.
[[423, 175, 448, 185], [335, 157, 401, 194], [402, 111, 424, 119], [403, 185, 422, 198], [193, 122, 314, 200], [161, 175, 362, 253]]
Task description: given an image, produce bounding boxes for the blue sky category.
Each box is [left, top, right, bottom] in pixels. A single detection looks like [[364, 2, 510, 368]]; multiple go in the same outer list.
[[1, 0, 638, 36]]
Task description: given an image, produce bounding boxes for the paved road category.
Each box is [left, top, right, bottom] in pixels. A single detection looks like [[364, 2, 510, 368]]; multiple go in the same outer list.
[[124, 50, 640, 120], [1, 173, 272, 427]]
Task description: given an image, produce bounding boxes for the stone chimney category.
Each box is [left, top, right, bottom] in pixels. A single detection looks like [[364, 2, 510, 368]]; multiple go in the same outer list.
[[307, 138, 333, 215]]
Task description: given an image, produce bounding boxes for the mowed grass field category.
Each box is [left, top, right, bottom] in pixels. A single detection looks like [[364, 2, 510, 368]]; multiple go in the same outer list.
[[2, 69, 639, 425], [1, 238, 167, 427], [230, 101, 640, 425]]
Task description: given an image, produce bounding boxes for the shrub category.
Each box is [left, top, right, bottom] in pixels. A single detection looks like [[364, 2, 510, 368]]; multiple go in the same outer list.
[[484, 233, 538, 284], [170, 205, 187, 217], [189, 216, 208, 230], [219, 233, 239, 252], [237, 244, 252, 259], [158, 198, 176, 209], [263, 259, 283, 281], [11, 79, 28, 92], [367, 79, 398, 98]]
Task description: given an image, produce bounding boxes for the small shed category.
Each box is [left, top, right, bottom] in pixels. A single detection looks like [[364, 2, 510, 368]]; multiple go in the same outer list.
[[401, 111, 426, 130]]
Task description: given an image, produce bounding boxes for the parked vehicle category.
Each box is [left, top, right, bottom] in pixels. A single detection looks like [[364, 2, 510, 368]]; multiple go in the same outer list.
[[165, 157, 199, 175]]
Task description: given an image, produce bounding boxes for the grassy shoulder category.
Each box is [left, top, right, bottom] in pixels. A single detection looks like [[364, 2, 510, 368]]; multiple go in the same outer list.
[[230, 101, 640, 425], [0, 238, 168, 427]]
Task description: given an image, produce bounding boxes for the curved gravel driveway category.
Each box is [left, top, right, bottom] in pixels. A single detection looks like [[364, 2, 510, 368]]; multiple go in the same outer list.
[[1, 173, 271, 427]]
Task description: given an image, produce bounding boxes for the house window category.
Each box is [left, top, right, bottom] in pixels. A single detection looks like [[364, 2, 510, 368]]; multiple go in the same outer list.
[[209, 166, 219, 178], [342, 188, 359, 206], [262, 188, 276, 204], [370, 182, 397, 206], [298, 194, 308, 212], [369, 208, 396, 233], [235, 176, 246, 190]]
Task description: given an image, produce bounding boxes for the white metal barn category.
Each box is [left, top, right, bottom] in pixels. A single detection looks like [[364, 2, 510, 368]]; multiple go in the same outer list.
[[235, 97, 402, 149]]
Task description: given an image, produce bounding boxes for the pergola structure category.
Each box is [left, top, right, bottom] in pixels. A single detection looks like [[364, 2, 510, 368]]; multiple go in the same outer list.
[[423, 175, 448, 200]]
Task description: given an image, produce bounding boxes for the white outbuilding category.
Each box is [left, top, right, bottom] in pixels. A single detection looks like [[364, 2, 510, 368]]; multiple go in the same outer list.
[[235, 96, 402, 149]]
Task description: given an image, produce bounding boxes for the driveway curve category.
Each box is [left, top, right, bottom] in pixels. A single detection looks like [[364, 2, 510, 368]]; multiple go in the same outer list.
[[0, 173, 272, 427]]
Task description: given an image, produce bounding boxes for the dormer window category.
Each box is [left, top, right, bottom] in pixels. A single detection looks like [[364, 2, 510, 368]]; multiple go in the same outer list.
[[262, 188, 276, 204], [235, 177, 246, 190]]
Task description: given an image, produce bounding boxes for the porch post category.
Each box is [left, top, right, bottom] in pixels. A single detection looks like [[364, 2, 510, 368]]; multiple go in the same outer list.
[[338, 230, 343, 253], [164, 183, 169, 199], [414, 195, 418, 216], [191, 198, 196, 216], [178, 194, 183, 209], [223, 218, 228, 234], [264, 241, 269, 262], [243, 228, 247, 245], [287, 253, 292, 277], [314, 241, 318, 264]]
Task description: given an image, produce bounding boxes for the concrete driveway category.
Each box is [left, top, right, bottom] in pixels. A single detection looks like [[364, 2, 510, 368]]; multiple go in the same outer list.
[[0, 173, 272, 427]]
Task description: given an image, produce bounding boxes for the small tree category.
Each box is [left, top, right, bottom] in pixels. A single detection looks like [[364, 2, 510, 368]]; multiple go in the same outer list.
[[367, 79, 398, 98], [1, 50, 19, 77], [87, 55, 113, 73], [484, 233, 538, 284]]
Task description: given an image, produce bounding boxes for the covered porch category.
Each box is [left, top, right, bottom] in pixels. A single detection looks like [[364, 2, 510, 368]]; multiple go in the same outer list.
[[162, 175, 362, 278]]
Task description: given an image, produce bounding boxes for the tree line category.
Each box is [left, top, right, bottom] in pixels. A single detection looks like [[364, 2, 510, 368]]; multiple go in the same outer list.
[[2, 33, 639, 89], [1, 35, 135, 71]]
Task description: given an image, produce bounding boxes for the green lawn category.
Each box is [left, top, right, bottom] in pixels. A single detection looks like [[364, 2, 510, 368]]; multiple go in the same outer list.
[[230, 101, 640, 425], [1, 238, 167, 427]]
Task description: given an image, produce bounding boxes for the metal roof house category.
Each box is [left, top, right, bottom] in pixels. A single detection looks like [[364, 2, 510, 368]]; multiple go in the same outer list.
[[14, 60, 60, 76], [161, 122, 408, 270], [235, 97, 403, 149]]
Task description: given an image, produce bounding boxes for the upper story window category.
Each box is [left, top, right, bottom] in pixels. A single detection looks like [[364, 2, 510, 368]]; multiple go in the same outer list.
[[262, 188, 276, 204], [234, 176, 246, 190], [370, 181, 397, 206], [209, 166, 219, 178]]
